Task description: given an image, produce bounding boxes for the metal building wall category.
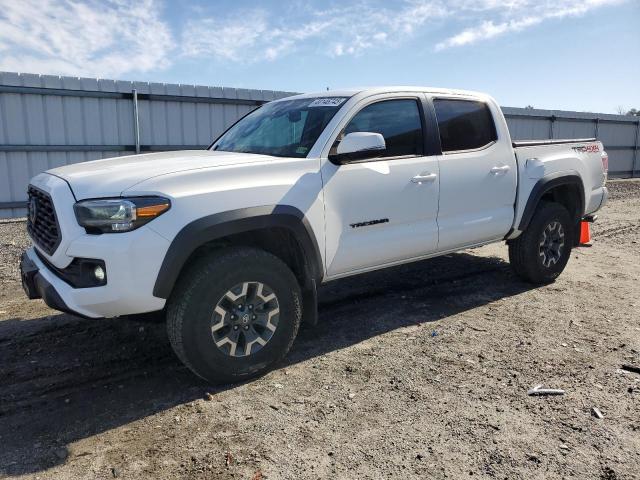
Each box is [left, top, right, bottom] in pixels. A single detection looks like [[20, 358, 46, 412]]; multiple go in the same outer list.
[[0, 72, 295, 218], [502, 106, 640, 178], [1, 71, 638, 218]]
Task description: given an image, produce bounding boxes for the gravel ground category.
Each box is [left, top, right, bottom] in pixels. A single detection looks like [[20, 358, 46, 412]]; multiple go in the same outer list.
[[0, 180, 639, 480]]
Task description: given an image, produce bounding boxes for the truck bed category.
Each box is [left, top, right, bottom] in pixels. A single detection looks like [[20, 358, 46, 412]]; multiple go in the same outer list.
[[512, 138, 596, 147], [510, 137, 607, 238]]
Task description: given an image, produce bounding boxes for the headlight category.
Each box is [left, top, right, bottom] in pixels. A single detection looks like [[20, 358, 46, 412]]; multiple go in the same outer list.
[[74, 197, 171, 233]]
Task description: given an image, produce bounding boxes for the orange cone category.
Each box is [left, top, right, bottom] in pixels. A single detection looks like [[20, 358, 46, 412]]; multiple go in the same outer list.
[[579, 221, 591, 245]]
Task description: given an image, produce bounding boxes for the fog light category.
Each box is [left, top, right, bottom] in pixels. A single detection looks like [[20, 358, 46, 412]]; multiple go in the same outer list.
[[94, 265, 105, 282]]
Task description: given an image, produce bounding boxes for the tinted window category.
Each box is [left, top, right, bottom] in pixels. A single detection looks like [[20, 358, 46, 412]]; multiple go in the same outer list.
[[213, 97, 347, 158], [433, 99, 497, 152], [342, 99, 424, 157]]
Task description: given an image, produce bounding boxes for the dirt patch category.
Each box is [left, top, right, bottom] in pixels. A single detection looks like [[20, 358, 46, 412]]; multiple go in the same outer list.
[[0, 181, 639, 479]]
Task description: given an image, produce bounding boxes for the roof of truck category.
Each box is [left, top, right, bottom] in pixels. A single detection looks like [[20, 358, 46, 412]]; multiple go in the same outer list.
[[284, 86, 487, 100]]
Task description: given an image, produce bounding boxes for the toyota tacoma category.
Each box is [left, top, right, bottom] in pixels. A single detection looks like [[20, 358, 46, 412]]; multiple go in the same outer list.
[[20, 87, 609, 383]]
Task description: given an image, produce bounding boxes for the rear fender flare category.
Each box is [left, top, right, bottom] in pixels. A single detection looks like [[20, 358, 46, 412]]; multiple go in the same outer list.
[[518, 173, 585, 232]]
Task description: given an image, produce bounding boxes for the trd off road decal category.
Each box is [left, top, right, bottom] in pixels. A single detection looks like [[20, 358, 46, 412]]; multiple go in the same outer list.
[[572, 144, 600, 153], [350, 218, 389, 229]]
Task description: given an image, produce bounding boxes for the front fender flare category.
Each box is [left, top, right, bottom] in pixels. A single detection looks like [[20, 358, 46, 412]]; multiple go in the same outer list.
[[152, 205, 322, 299]]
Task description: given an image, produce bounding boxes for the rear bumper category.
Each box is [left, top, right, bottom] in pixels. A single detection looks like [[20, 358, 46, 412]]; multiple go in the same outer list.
[[586, 185, 608, 215], [599, 186, 609, 210]]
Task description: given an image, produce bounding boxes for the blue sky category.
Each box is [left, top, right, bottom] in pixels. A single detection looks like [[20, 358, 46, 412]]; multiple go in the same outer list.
[[0, 0, 638, 113]]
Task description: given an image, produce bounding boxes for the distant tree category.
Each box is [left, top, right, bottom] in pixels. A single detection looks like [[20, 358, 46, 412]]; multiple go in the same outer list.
[[525, 105, 535, 109], [617, 106, 639, 116]]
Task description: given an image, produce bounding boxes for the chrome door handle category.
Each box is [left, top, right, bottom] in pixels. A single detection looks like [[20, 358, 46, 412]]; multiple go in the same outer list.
[[411, 173, 437, 184], [490, 165, 510, 175]]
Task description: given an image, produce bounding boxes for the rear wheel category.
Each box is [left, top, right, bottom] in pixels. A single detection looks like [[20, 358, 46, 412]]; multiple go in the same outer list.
[[166, 247, 302, 384], [508, 201, 573, 284]]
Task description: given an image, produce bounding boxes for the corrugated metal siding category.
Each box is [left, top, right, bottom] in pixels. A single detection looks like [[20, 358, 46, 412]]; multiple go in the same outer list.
[[0, 72, 295, 218], [1, 72, 639, 218], [502, 106, 639, 179]]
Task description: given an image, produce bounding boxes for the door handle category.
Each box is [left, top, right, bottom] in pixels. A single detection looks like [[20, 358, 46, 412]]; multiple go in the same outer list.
[[411, 172, 437, 184], [490, 165, 510, 175]]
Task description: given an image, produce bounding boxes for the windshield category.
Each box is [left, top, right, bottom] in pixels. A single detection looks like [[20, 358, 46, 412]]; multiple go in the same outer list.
[[211, 97, 348, 158]]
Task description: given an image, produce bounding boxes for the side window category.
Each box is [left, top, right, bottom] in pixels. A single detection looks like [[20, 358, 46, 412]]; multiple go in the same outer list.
[[341, 99, 424, 157], [433, 99, 497, 152]]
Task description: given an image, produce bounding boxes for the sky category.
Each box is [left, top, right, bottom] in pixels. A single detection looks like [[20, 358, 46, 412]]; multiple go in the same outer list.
[[0, 0, 638, 114]]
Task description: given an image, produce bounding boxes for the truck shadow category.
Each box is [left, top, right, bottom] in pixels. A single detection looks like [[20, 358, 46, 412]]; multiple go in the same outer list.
[[0, 251, 536, 475]]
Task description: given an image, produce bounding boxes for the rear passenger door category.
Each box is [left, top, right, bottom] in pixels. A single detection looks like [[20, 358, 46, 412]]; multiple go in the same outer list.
[[433, 97, 517, 251]]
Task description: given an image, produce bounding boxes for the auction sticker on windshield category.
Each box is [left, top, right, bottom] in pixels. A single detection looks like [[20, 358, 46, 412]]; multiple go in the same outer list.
[[308, 98, 346, 107]]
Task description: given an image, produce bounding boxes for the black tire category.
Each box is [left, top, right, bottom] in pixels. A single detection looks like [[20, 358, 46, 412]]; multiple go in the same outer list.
[[508, 201, 573, 284], [166, 247, 302, 384]]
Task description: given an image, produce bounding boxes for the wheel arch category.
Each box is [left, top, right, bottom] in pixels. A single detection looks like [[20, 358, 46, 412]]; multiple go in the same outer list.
[[153, 205, 323, 299], [518, 173, 585, 234]]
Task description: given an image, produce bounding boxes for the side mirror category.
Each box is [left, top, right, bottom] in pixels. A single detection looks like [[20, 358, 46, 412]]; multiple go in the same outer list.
[[329, 132, 386, 164]]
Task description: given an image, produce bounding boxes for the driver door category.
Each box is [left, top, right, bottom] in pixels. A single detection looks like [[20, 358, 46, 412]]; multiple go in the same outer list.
[[322, 96, 440, 278]]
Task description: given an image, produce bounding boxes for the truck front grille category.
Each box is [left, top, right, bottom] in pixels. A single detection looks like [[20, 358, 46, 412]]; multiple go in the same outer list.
[[27, 186, 61, 255]]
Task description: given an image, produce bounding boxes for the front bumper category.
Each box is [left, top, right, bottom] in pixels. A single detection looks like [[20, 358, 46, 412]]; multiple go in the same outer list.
[[21, 224, 170, 318], [23, 173, 172, 318], [21, 252, 80, 317]]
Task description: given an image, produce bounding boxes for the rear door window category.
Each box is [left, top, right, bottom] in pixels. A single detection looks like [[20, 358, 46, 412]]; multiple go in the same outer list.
[[433, 99, 497, 152]]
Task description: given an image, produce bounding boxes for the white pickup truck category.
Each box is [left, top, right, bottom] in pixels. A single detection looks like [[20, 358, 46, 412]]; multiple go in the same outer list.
[[20, 87, 608, 383]]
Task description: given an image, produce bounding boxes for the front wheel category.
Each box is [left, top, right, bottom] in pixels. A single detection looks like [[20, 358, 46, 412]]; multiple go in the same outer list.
[[508, 201, 573, 284], [166, 247, 302, 384]]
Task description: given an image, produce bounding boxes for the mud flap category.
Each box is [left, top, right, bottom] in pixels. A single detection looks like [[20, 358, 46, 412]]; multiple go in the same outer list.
[[301, 278, 318, 327]]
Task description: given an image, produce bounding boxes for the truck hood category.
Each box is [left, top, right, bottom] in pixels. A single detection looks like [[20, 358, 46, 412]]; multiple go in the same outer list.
[[47, 150, 274, 200]]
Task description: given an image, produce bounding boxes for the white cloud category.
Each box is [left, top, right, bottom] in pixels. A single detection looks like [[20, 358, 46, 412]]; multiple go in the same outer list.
[[0, 0, 173, 78], [435, 17, 541, 50], [181, 1, 449, 63], [182, 11, 268, 61], [435, 0, 625, 50], [181, 9, 337, 63], [181, 0, 626, 63], [0, 0, 627, 77]]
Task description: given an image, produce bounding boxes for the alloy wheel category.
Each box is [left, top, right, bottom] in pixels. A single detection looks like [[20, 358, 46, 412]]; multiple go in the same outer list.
[[539, 221, 565, 268], [210, 281, 280, 357]]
